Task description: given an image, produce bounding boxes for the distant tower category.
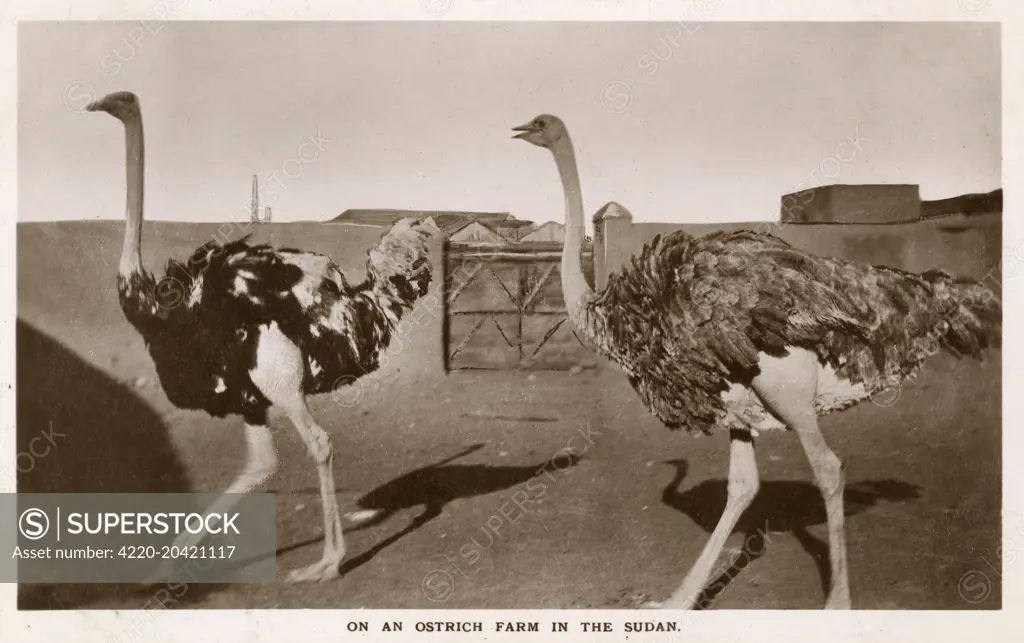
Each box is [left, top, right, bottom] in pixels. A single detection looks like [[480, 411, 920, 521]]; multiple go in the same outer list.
[[264, 207, 272, 222], [251, 175, 260, 223]]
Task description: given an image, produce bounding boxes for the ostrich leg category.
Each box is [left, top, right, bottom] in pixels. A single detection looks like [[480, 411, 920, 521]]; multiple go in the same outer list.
[[650, 430, 760, 609], [250, 323, 345, 583], [279, 400, 345, 583], [793, 416, 849, 608], [753, 347, 851, 609], [144, 423, 277, 584]]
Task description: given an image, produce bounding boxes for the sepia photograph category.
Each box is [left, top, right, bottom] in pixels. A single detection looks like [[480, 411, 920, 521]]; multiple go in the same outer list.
[[4, 4, 1011, 633]]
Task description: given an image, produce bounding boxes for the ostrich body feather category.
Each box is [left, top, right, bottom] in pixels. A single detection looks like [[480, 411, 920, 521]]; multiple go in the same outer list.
[[586, 229, 1001, 436], [117, 218, 436, 424]]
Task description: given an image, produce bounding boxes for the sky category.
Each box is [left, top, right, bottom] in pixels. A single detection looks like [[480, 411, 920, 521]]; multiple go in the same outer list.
[[18, 21, 1000, 226]]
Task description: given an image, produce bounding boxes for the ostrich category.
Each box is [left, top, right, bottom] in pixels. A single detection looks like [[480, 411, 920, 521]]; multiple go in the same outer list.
[[84, 91, 440, 583], [511, 114, 1000, 609]]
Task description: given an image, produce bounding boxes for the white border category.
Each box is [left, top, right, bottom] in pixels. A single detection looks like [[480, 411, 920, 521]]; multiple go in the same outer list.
[[1, 1, 1019, 642]]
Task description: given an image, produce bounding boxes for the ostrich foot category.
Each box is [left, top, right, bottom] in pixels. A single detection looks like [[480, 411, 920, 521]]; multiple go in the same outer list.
[[286, 556, 342, 583], [642, 597, 696, 610], [824, 590, 851, 610], [344, 508, 383, 525]]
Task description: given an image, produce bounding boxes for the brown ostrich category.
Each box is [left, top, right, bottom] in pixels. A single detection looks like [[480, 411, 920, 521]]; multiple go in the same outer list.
[[511, 113, 1000, 608]]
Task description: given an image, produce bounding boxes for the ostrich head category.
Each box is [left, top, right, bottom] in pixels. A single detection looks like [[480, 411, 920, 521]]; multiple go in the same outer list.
[[85, 91, 141, 122], [511, 114, 568, 148]]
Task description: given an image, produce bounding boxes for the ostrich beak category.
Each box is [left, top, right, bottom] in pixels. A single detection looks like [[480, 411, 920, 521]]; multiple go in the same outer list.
[[84, 99, 106, 113], [511, 122, 536, 140]]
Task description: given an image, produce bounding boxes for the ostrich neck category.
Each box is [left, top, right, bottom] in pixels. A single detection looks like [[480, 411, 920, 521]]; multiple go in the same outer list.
[[550, 134, 596, 338], [120, 114, 145, 276]]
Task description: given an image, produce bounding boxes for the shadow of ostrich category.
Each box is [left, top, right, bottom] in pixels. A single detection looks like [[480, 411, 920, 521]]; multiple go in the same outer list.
[[279, 444, 583, 576], [15, 319, 222, 609], [659, 458, 921, 608]]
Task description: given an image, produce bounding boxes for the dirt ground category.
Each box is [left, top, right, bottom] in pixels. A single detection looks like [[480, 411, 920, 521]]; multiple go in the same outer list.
[[16, 222, 1002, 611]]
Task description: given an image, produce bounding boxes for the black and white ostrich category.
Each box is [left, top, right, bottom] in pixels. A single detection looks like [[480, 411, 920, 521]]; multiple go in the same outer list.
[[85, 91, 439, 583], [512, 114, 1000, 609]]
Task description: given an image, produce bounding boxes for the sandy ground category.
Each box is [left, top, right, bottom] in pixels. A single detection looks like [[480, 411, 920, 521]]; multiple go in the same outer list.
[[16, 222, 1002, 611]]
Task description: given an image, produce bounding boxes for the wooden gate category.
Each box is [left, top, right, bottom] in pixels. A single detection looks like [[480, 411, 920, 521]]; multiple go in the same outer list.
[[443, 241, 594, 371]]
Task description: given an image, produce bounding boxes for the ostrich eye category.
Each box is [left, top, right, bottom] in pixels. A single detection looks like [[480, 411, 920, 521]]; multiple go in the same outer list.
[[535, 119, 546, 129]]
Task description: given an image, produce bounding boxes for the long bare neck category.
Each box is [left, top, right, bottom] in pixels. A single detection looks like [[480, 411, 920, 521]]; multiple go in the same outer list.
[[550, 133, 596, 338], [120, 113, 145, 276]]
